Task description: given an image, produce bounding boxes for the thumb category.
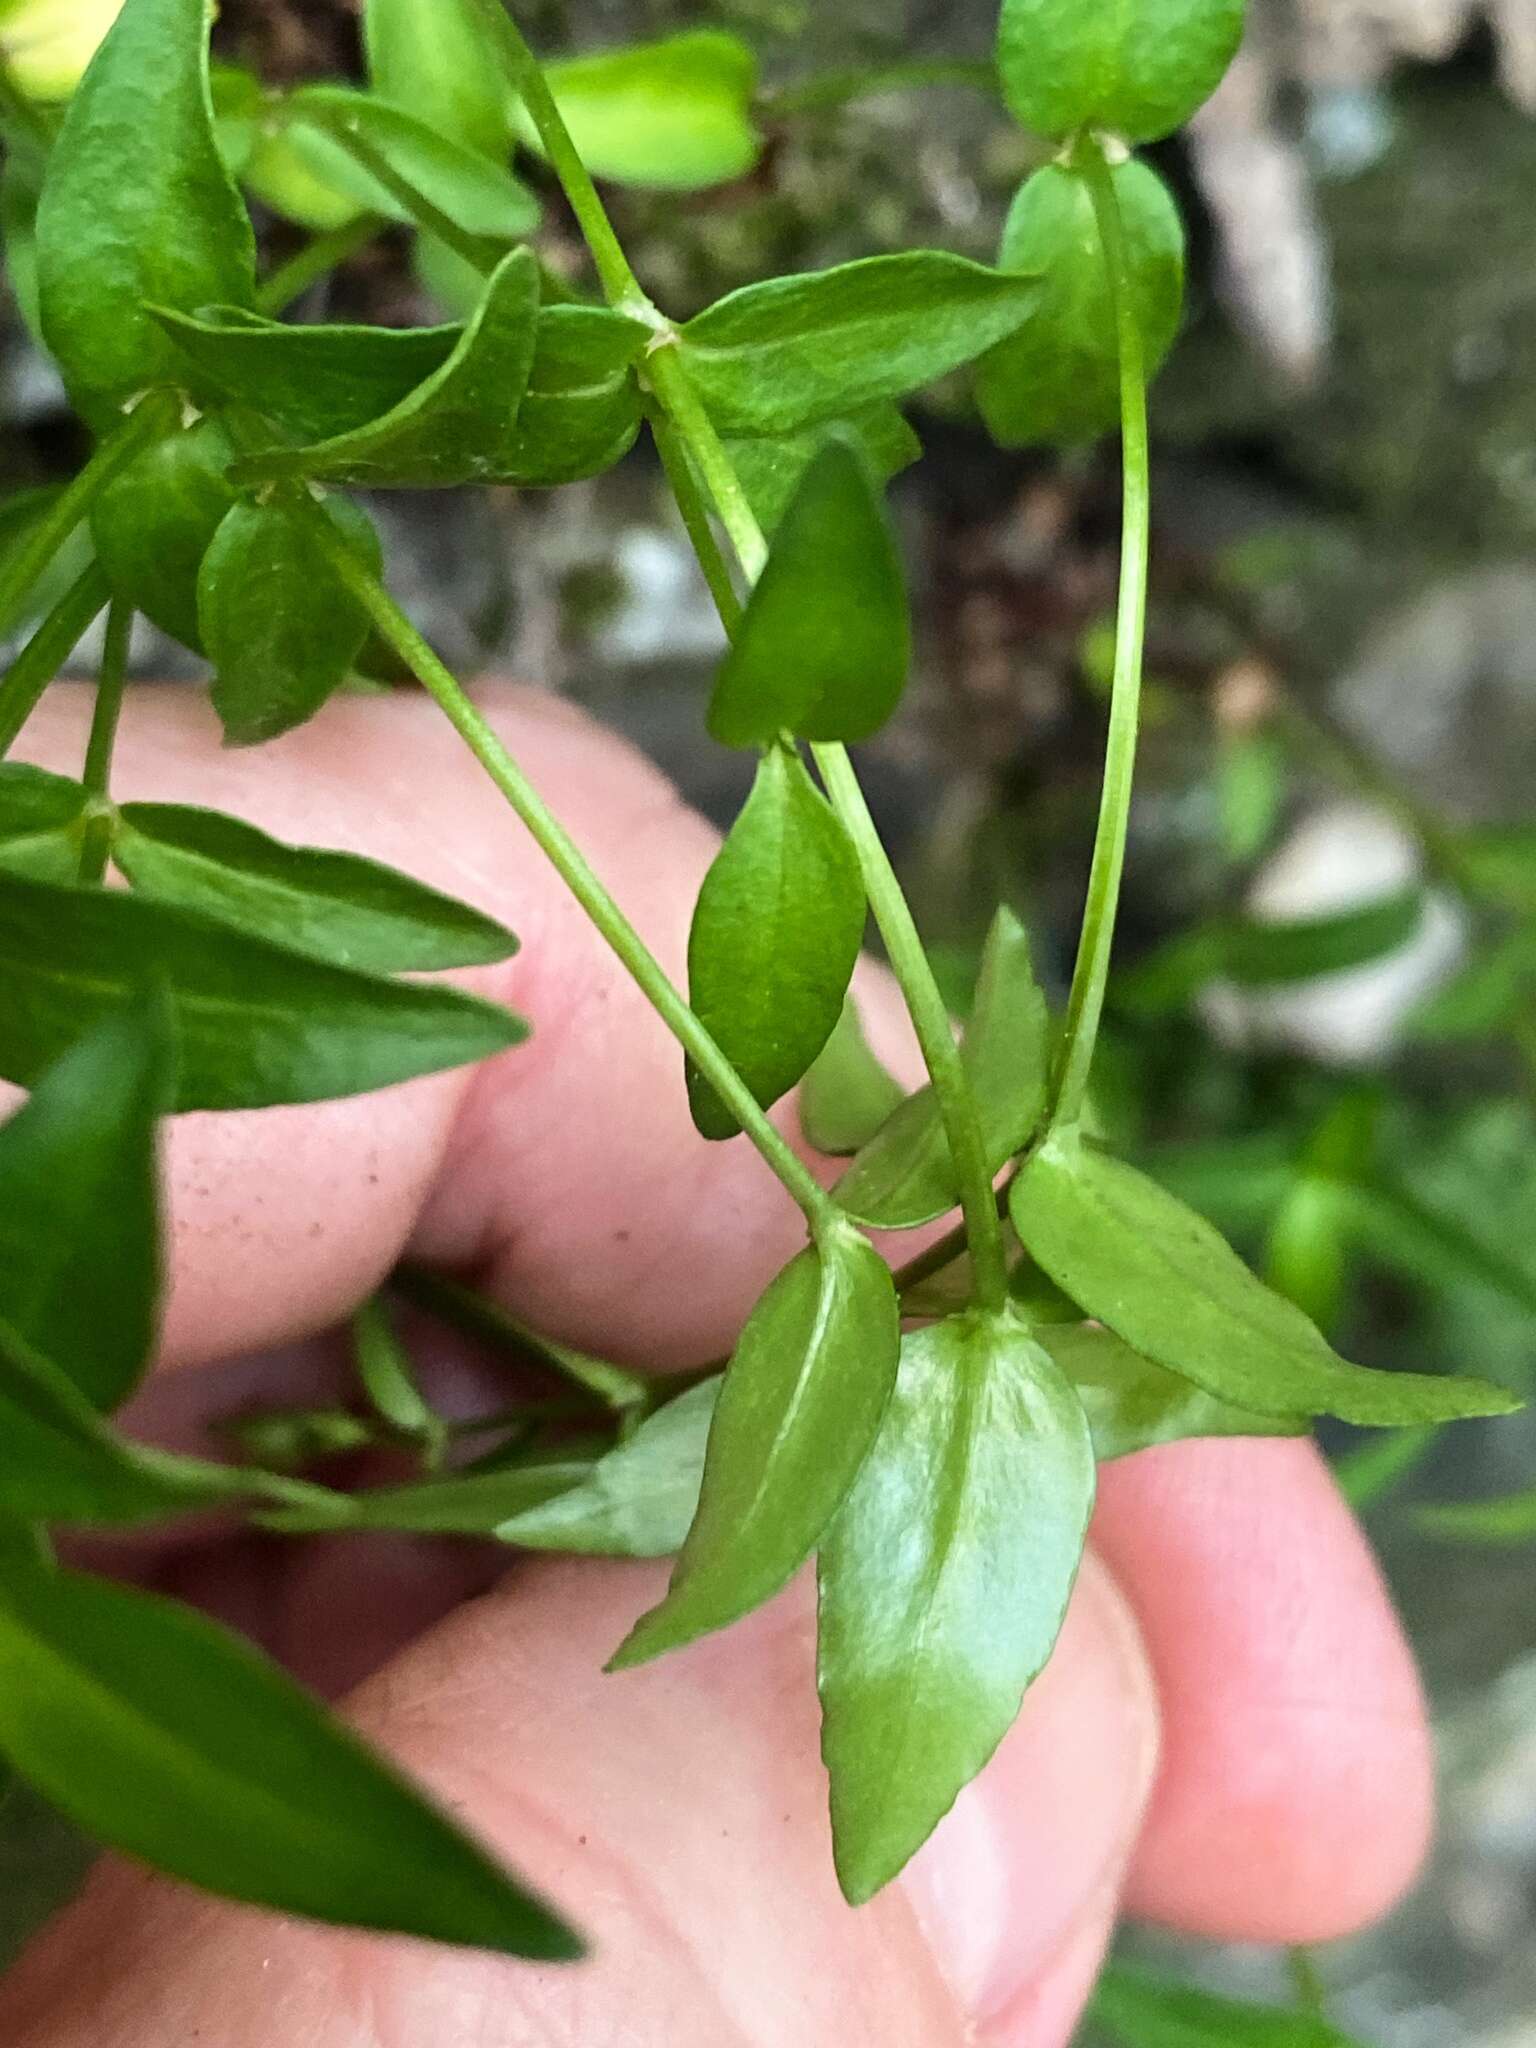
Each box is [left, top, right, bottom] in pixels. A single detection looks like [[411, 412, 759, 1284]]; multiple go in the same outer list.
[[0, 1555, 1157, 2048]]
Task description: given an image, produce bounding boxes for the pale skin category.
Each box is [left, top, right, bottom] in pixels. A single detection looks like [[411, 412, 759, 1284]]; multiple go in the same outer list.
[[0, 682, 1434, 2046]]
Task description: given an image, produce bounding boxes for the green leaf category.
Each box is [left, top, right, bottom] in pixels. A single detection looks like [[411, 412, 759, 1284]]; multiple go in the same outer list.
[[818, 1308, 1095, 1902], [0, 149, 44, 346], [1039, 1323, 1303, 1461], [0, 869, 525, 1111], [0, 1312, 256, 1525], [153, 305, 459, 445], [0, 1546, 580, 1957], [686, 745, 867, 1140], [350, 1295, 446, 1455], [0, 486, 96, 642], [199, 492, 383, 746], [679, 252, 1044, 435], [281, 84, 539, 242], [364, 0, 515, 162], [1091, 1963, 1363, 2046], [0, 999, 169, 1411], [612, 1231, 901, 1667], [726, 405, 921, 537], [236, 247, 541, 489], [241, 125, 376, 234], [34, 0, 256, 416], [1453, 824, 1536, 914], [489, 302, 648, 487], [263, 1455, 599, 1537], [1008, 1134, 1518, 1426], [520, 31, 762, 192], [835, 906, 1050, 1228], [1346, 1177, 1536, 1320], [997, 0, 1248, 144], [1263, 1173, 1351, 1330], [0, 0, 123, 101], [500, 1380, 722, 1558], [977, 158, 1184, 448], [114, 802, 517, 973], [1419, 1488, 1536, 1544], [708, 442, 910, 748], [1335, 1425, 1438, 1512], [89, 415, 237, 653], [799, 999, 906, 1157], [1222, 887, 1425, 986], [0, 763, 86, 883], [222, 1405, 385, 1474], [1411, 926, 1536, 1041]]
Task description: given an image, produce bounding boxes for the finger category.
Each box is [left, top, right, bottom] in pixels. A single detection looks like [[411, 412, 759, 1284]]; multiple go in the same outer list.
[[0, 1557, 1158, 2048], [1091, 1437, 1434, 1943], [14, 683, 920, 1375]]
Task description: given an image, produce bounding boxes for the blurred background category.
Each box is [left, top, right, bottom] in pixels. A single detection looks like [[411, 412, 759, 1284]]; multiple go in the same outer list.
[[2, 1, 1535, 2039]]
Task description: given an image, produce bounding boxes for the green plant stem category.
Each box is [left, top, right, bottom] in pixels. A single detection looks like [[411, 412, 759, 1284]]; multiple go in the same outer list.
[[762, 58, 999, 118], [256, 214, 386, 317], [1286, 1946, 1329, 2020], [292, 109, 496, 274], [297, 500, 835, 1230], [470, 0, 653, 316], [0, 561, 110, 759], [1050, 145, 1152, 1131], [643, 346, 768, 580], [0, 406, 163, 641], [395, 1265, 650, 1413], [76, 599, 131, 884], [647, 409, 744, 631]]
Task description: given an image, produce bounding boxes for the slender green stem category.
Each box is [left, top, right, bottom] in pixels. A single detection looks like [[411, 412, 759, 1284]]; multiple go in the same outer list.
[[470, 0, 653, 315], [1286, 1947, 1329, 2020], [647, 409, 744, 633], [395, 1266, 651, 1413], [762, 58, 999, 118], [0, 562, 110, 759], [293, 109, 494, 273], [256, 214, 386, 317], [76, 599, 131, 884], [1050, 145, 1152, 1131], [643, 347, 768, 581], [0, 404, 164, 642], [298, 499, 836, 1230], [816, 746, 1011, 1309]]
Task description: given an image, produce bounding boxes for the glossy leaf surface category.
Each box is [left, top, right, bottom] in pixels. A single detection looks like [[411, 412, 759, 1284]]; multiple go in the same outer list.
[[115, 803, 517, 974], [364, 0, 515, 162], [0, 870, 523, 1111], [500, 1380, 722, 1557], [997, 0, 1248, 143], [708, 442, 909, 748], [0, 1000, 169, 1411], [35, 0, 255, 414], [523, 32, 761, 191], [680, 252, 1044, 435], [238, 248, 541, 488], [686, 745, 866, 1139], [0, 1546, 579, 1956], [489, 303, 648, 486], [90, 415, 238, 652], [1009, 1134, 1518, 1426], [199, 493, 381, 746], [835, 906, 1050, 1228], [1039, 1324, 1303, 1461], [977, 159, 1184, 448], [818, 1310, 1095, 1901], [613, 1234, 901, 1666]]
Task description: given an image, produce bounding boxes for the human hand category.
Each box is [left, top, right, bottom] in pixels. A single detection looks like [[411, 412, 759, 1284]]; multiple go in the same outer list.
[[0, 683, 1432, 2047]]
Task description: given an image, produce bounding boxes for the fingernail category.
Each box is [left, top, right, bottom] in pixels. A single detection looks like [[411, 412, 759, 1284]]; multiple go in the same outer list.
[[897, 1555, 1160, 2025]]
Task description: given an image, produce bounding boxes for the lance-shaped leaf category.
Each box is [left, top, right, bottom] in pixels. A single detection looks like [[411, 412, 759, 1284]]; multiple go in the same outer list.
[[0, 999, 170, 1412], [686, 745, 867, 1140], [1091, 1963, 1365, 2047], [818, 1309, 1095, 1902], [262, 1454, 602, 1538], [836, 906, 1050, 1229], [90, 415, 238, 653], [237, 248, 541, 489], [35, 0, 256, 416], [501, 1380, 722, 1558], [612, 1232, 900, 1668], [199, 492, 382, 746], [153, 305, 459, 445], [115, 803, 517, 974], [0, 485, 96, 642], [0, 1546, 580, 1956], [977, 159, 1185, 448], [518, 31, 763, 192], [1038, 1324, 1304, 1462], [708, 443, 910, 748], [997, 0, 1248, 145], [364, 0, 515, 162], [494, 304, 648, 486], [1009, 1133, 1519, 1427], [799, 1000, 907, 1158], [679, 252, 1044, 435], [278, 85, 539, 242], [0, 1313, 261, 1525], [0, 763, 87, 884], [0, 870, 524, 1111], [726, 405, 921, 538]]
